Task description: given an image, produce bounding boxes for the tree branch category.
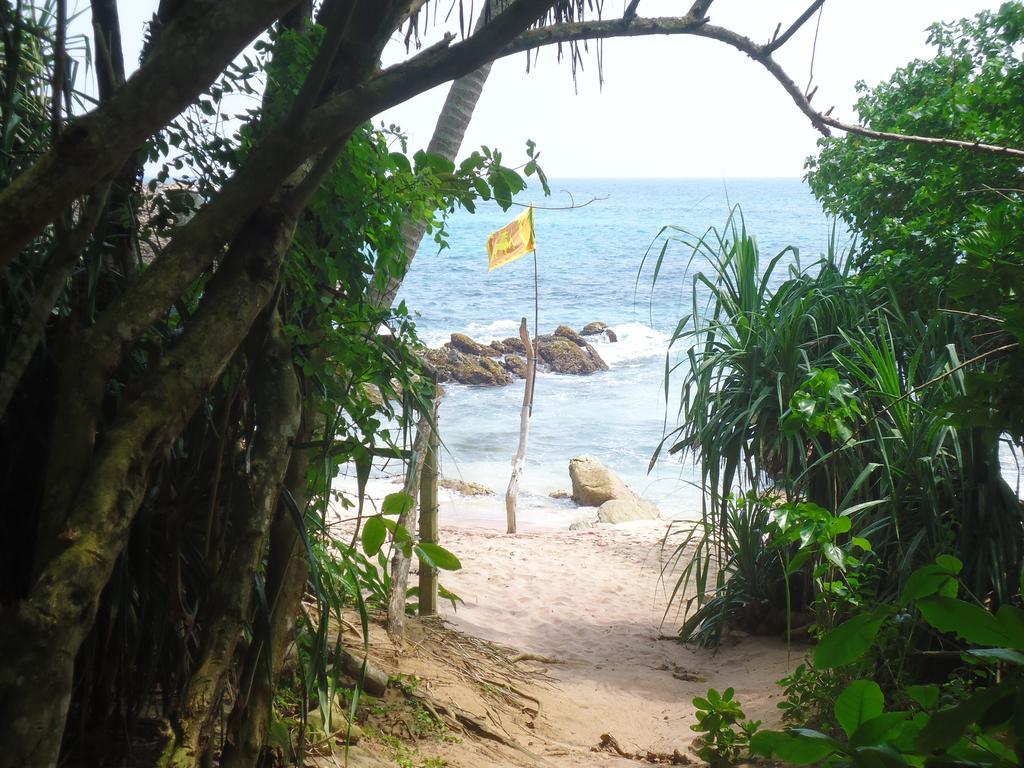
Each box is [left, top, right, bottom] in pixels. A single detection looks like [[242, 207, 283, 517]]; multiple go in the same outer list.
[[817, 115, 1024, 159], [0, 0, 301, 271], [687, 0, 714, 19], [495, 11, 1024, 159], [500, 13, 709, 54], [765, 0, 825, 53], [691, 22, 1024, 159]]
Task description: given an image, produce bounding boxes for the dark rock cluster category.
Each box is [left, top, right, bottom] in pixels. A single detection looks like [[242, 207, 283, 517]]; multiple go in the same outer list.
[[421, 322, 615, 386]]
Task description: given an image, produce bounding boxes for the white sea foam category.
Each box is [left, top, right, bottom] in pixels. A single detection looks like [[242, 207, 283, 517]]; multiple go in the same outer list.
[[464, 318, 522, 341], [591, 322, 671, 366], [419, 318, 521, 348]]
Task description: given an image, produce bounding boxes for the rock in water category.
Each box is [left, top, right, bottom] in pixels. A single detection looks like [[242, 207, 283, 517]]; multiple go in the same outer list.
[[554, 325, 587, 346], [569, 519, 597, 531], [420, 325, 608, 386], [597, 498, 660, 524], [420, 347, 512, 386], [439, 478, 494, 496], [501, 335, 526, 354], [580, 322, 618, 343], [502, 354, 528, 378], [449, 332, 500, 357], [568, 455, 633, 506], [534, 334, 608, 375]]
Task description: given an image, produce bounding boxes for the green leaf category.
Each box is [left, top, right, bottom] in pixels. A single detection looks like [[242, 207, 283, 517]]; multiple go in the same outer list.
[[905, 684, 939, 710], [414, 542, 461, 571], [750, 729, 841, 763], [996, 605, 1024, 649], [822, 542, 846, 570], [849, 712, 908, 748], [382, 492, 414, 518], [900, 564, 958, 604], [814, 609, 890, 669], [362, 516, 386, 557], [917, 597, 1023, 648], [966, 647, 1024, 665], [916, 683, 1012, 752], [852, 537, 872, 552], [388, 151, 412, 174], [836, 680, 884, 738], [849, 744, 909, 768], [830, 515, 852, 535]]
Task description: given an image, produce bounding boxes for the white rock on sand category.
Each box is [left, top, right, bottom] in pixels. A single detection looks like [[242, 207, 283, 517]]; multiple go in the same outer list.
[[568, 455, 632, 506], [569, 455, 661, 523], [597, 497, 660, 524]]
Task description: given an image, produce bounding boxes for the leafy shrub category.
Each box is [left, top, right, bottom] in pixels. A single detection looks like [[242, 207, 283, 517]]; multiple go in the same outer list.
[[655, 210, 1022, 645], [690, 687, 761, 767], [753, 556, 1024, 767]]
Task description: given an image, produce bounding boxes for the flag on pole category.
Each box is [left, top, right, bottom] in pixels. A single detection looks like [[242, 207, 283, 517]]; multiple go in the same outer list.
[[486, 206, 535, 271]]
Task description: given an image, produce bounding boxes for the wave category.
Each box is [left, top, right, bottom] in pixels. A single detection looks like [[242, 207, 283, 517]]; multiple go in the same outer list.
[[591, 322, 670, 366], [418, 318, 522, 348]]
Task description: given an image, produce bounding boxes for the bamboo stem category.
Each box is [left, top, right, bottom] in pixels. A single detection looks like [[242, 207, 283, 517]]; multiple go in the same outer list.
[[418, 388, 440, 616]]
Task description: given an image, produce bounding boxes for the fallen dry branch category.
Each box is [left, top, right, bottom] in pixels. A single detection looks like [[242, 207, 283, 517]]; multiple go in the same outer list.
[[592, 733, 692, 765], [508, 651, 565, 664]]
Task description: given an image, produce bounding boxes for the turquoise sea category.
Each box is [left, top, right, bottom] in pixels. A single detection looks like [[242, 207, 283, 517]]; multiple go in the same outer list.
[[393, 178, 846, 518]]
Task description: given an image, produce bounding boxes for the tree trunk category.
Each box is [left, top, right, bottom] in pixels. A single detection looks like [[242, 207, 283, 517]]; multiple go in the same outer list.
[[372, 0, 497, 308], [0, 184, 109, 414], [32, 2, 407, 563], [220, 409, 315, 768], [158, 309, 300, 768], [386, 410, 433, 641], [0, 206, 296, 768]]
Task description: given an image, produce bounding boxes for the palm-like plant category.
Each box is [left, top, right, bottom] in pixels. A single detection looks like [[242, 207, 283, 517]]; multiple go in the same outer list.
[[654, 208, 1023, 646]]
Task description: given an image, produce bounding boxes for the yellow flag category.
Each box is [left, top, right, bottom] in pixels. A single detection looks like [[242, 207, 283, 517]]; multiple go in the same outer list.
[[486, 206, 535, 271]]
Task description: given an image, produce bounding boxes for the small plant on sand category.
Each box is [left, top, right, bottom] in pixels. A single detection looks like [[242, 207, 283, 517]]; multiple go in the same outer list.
[[776, 663, 849, 732], [690, 687, 761, 767]]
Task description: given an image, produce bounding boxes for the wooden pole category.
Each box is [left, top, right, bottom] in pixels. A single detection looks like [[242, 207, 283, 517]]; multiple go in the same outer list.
[[418, 390, 439, 616], [505, 318, 535, 534], [386, 410, 431, 640]]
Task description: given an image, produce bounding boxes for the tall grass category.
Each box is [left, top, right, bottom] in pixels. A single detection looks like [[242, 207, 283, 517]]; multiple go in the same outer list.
[[654, 208, 1023, 645]]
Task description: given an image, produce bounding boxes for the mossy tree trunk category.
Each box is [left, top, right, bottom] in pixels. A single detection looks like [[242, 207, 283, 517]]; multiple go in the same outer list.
[[0, 202, 296, 766], [220, 412, 315, 768], [158, 308, 301, 768], [0, 3, 581, 764]]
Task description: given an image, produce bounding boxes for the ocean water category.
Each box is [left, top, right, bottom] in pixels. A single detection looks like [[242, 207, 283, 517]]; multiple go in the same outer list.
[[389, 178, 845, 520]]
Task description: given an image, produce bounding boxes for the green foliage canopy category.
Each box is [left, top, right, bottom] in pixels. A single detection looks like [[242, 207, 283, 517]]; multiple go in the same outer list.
[[807, 2, 1024, 441]]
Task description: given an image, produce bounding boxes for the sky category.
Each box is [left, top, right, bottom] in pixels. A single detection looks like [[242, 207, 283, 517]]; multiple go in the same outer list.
[[72, 1, 1000, 178]]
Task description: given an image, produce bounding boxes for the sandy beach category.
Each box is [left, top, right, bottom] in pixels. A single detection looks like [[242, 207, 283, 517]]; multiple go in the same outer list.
[[335, 481, 800, 767]]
